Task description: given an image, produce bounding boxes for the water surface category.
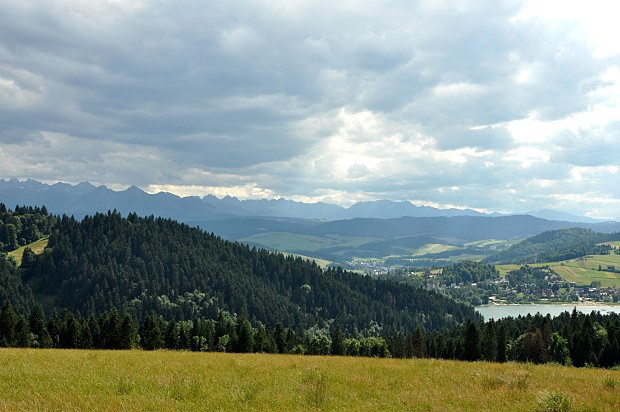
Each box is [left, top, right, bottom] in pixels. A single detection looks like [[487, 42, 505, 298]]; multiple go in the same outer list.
[[476, 303, 620, 320]]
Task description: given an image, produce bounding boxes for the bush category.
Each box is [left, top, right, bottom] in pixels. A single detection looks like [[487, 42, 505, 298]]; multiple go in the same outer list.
[[537, 390, 571, 412], [602, 377, 617, 390]]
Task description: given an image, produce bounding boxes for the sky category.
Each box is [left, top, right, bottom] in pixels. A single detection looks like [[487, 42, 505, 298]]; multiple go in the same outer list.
[[1, 1, 619, 219]]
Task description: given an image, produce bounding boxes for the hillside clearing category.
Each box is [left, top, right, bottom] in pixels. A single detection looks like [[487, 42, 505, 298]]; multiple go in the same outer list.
[[497, 253, 620, 288], [0, 349, 618, 411], [548, 254, 620, 288], [241, 232, 379, 253], [7, 237, 48, 266]]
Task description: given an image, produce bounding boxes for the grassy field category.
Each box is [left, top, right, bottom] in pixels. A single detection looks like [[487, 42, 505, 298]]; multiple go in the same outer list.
[[0, 349, 618, 411], [285, 253, 332, 269], [7, 237, 49, 266], [241, 232, 379, 253], [412, 242, 458, 255], [550, 254, 620, 288], [497, 253, 620, 288]]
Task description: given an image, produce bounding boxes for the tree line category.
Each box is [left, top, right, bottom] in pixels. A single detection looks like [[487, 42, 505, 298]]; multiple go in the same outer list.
[[0, 204, 618, 367], [0, 204, 55, 252], [1, 299, 618, 367], [0, 300, 390, 357]]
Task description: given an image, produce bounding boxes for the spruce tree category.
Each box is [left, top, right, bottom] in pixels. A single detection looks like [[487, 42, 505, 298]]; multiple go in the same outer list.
[[497, 324, 507, 363], [14, 317, 31, 348], [28, 304, 46, 341], [140, 315, 163, 350], [331, 325, 344, 356], [235, 310, 254, 353], [119, 313, 139, 349], [0, 300, 17, 347], [463, 319, 480, 361], [482, 320, 498, 362], [274, 322, 286, 354]]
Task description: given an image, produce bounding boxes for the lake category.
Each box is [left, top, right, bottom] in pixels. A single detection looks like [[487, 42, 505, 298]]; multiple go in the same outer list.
[[476, 303, 620, 320]]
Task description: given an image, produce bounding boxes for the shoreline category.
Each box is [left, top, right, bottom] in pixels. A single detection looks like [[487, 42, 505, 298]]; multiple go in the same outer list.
[[479, 301, 619, 307], [475, 302, 620, 319]]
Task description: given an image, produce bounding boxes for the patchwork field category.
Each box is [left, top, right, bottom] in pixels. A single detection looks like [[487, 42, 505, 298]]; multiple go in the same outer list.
[[497, 252, 620, 288], [550, 254, 620, 288], [0, 349, 618, 411], [240, 229, 517, 269]]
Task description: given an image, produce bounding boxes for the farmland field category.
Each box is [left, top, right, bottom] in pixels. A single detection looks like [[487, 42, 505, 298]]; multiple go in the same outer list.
[[241, 232, 379, 253], [0, 349, 618, 411], [550, 254, 620, 288], [497, 253, 620, 288]]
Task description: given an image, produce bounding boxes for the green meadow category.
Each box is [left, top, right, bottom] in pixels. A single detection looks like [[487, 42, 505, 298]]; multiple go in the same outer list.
[[241, 232, 379, 253], [545, 252, 620, 288], [0, 349, 618, 411], [7, 237, 48, 266], [497, 251, 620, 288]]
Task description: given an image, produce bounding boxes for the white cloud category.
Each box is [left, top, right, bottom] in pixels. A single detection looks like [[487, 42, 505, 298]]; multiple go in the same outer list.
[[502, 147, 551, 168], [432, 82, 485, 97], [0, 76, 41, 108], [514, 0, 620, 58], [0, 0, 619, 219], [147, 183, 277, 200]]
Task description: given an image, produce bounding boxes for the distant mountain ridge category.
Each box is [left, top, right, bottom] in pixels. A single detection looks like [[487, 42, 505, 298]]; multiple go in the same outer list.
[[199, 215, 607, 241], [3, 178, 620, 267], [0, 179, 226, 222], [0, 178, 605, 223]]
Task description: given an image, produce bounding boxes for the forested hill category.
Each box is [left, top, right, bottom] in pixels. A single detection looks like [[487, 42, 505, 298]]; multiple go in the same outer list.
[[11, 210, 477, 333], [485, 227, 620, 264], [0, 204, 55, 252]]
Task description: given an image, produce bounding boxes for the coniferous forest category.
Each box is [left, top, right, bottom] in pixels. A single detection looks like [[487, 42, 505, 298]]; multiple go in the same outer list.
[[0, 204, 619, 367]]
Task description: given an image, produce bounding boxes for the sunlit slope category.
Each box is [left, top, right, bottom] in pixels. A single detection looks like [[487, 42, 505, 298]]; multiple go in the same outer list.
[[7, 237, 48, 266]]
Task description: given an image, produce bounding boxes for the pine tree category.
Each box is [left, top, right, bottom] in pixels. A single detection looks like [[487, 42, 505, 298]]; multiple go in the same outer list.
[[0, 300, 17, 347], [119, 313, 139, 349], [572, 316, 596, 367], [330, 325, 343, 356], [390, 331, 406, 358], [482, 320, 498, 362], [274, 322, 287, 354], [140, 314, 163, 350], [28, 304, 46, 340], [497, 324, 507, 363], [101, 309, 121, 349], [14, 317, 31, 347], [59, 310, 81, 349], [463, 319, 480, 361], [164, 321, 180, 349], [410, 326, 427, 358], [235, 310, 254, 353]]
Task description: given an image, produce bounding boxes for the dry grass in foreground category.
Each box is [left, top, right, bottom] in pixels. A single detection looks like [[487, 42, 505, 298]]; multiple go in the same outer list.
[[0, 348, 618, 411]]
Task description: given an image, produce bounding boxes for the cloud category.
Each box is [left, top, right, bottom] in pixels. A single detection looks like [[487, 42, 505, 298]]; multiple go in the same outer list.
[[0, 0, 619, 219]]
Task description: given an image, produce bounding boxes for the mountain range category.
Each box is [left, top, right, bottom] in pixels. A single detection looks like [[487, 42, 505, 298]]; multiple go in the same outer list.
[[0, 178, 606, 223], [2, 178, 618, 267]]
